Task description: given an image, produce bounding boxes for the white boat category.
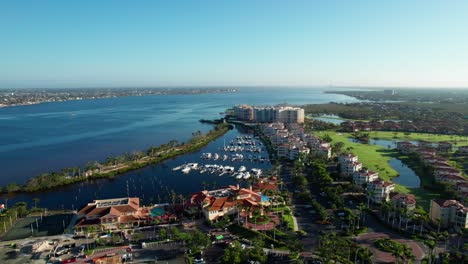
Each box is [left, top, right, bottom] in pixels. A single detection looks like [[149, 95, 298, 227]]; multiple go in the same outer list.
[[243, 172, 251, 179], [223, 155, 228, 161], [172, 165, 184, 171], [182, 167, 191, 174], [238, 166, 246, 172], [224, 166, 235, 173], [202, 153, 212, 159], [236, 173, 244, 180], [200, 169, 207, 174], [251, 168, 262, 177], [214, 153, 219, 160], [187, 163, 198, 169]]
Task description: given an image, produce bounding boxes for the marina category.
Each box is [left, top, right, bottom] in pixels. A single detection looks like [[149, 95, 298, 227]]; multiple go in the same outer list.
[[173, 136, 268, 180], [172, 162, 263, 180], [1, 126, 272, 209]]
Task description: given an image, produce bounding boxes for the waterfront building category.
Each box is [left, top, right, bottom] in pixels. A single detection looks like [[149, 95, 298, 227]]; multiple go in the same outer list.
[[233, 105, 254, 121], [437, 141, 453, 153], [253, 106, 277, 123], [74, 197, 176, 234], [186, 185, 270, 221], [276, 106, 305, 124], [74, 197, 144, 233], [396, 142, 416, 154], [234, 104, 304, 124], [429, 199, 468, 229], [367, 180, 395, 203]]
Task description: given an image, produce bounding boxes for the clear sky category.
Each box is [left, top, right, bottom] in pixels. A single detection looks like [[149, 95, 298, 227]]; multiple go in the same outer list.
[[1, 0, 467, 88]]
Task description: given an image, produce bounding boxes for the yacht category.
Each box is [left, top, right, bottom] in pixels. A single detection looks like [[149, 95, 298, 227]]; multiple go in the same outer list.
[[172, 165, 184, 171], [238, 166, 246, 172]]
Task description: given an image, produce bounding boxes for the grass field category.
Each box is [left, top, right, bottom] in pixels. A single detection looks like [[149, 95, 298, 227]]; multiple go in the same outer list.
[[1, 213, 72, 241], [367, 131, 468, 146], [313, 130, 442, 210]]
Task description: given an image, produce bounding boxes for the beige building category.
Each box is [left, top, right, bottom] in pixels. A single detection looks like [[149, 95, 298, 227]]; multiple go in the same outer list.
[[367, 180, 395, 203], [353, 169, 379, 186], [390, 193, 416, 212], [429, 199, 468, 229], [234, 105, 304, 124]]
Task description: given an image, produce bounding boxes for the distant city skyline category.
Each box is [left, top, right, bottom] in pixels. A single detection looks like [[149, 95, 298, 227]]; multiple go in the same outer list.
[[1, 1, 468, 89]]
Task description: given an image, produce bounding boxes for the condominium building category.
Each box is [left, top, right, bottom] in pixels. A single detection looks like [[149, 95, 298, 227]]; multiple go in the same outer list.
[[390, 193, 416, 212], [277, 106, 305, 124], [367, 180, 395, 203], [234, 105, 254, 121], [338, 154, 360, 176], [429, 199, 468, 228], [353, 169, 379, 186], [233, 105, 304, 124]]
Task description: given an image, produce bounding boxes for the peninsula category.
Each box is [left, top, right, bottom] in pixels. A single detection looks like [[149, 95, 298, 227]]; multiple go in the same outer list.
[[0, 87, 238, 108]]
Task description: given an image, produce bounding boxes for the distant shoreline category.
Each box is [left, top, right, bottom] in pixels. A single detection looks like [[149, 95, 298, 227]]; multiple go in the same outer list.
[[0, 88, 238, 109]]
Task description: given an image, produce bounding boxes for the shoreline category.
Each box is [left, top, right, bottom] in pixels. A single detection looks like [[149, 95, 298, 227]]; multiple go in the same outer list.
[[0, 89, 238, 109], [1, 122, 232, 195]]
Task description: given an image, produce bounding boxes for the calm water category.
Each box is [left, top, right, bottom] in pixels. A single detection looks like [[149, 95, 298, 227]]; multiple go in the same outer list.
[[2, 126, 271, 209], [312, 114, 345, 125], [0, 88, 359, 208], [356, 138, 421, 188]]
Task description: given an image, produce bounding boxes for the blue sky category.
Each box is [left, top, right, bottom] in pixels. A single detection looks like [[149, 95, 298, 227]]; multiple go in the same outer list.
[[1, 0, 467, 88]]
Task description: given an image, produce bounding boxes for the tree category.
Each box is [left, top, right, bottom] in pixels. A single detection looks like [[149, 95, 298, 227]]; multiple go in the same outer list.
[[14, 202, 28, 217], [5, 183, 20, 193], [159, 228, 167, 240], [221, 241, 243, 264], [332, 142, 345, 154]]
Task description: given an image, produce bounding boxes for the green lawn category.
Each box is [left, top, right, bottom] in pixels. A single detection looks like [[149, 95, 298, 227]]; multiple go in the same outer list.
[[282, 213, 295, 231], [367, 131, 468, 146], [313, 130, 441, 210], [315, 131, 400, 185]]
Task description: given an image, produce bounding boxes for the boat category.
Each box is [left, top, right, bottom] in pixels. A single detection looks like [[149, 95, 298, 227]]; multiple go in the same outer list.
[[236, 173, 244, 179], [201, 153, 212, 159], [182, 167, 191, 174], [214, 153, 219, 160], [223, 154, 228, 161], [238, 166, 246, 172], [172, 165, 184, 171], [251, 168, 262, 177], [224, 166, 235, 173], [243, 172, 251, 179], [187, 163, 198, 169]]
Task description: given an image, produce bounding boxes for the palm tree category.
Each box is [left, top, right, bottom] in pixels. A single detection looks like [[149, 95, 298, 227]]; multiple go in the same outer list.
[[357, 203, 366, 227], [170, 190, 177, 210], [381, 201, 391, 223], [424, 240, 436, 264], [366, 189, 375, 208]]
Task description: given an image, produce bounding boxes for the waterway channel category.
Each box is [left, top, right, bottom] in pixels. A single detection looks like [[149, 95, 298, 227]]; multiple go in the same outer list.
[[2, 125, 272, 210], [349, 138, 421, 188]]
